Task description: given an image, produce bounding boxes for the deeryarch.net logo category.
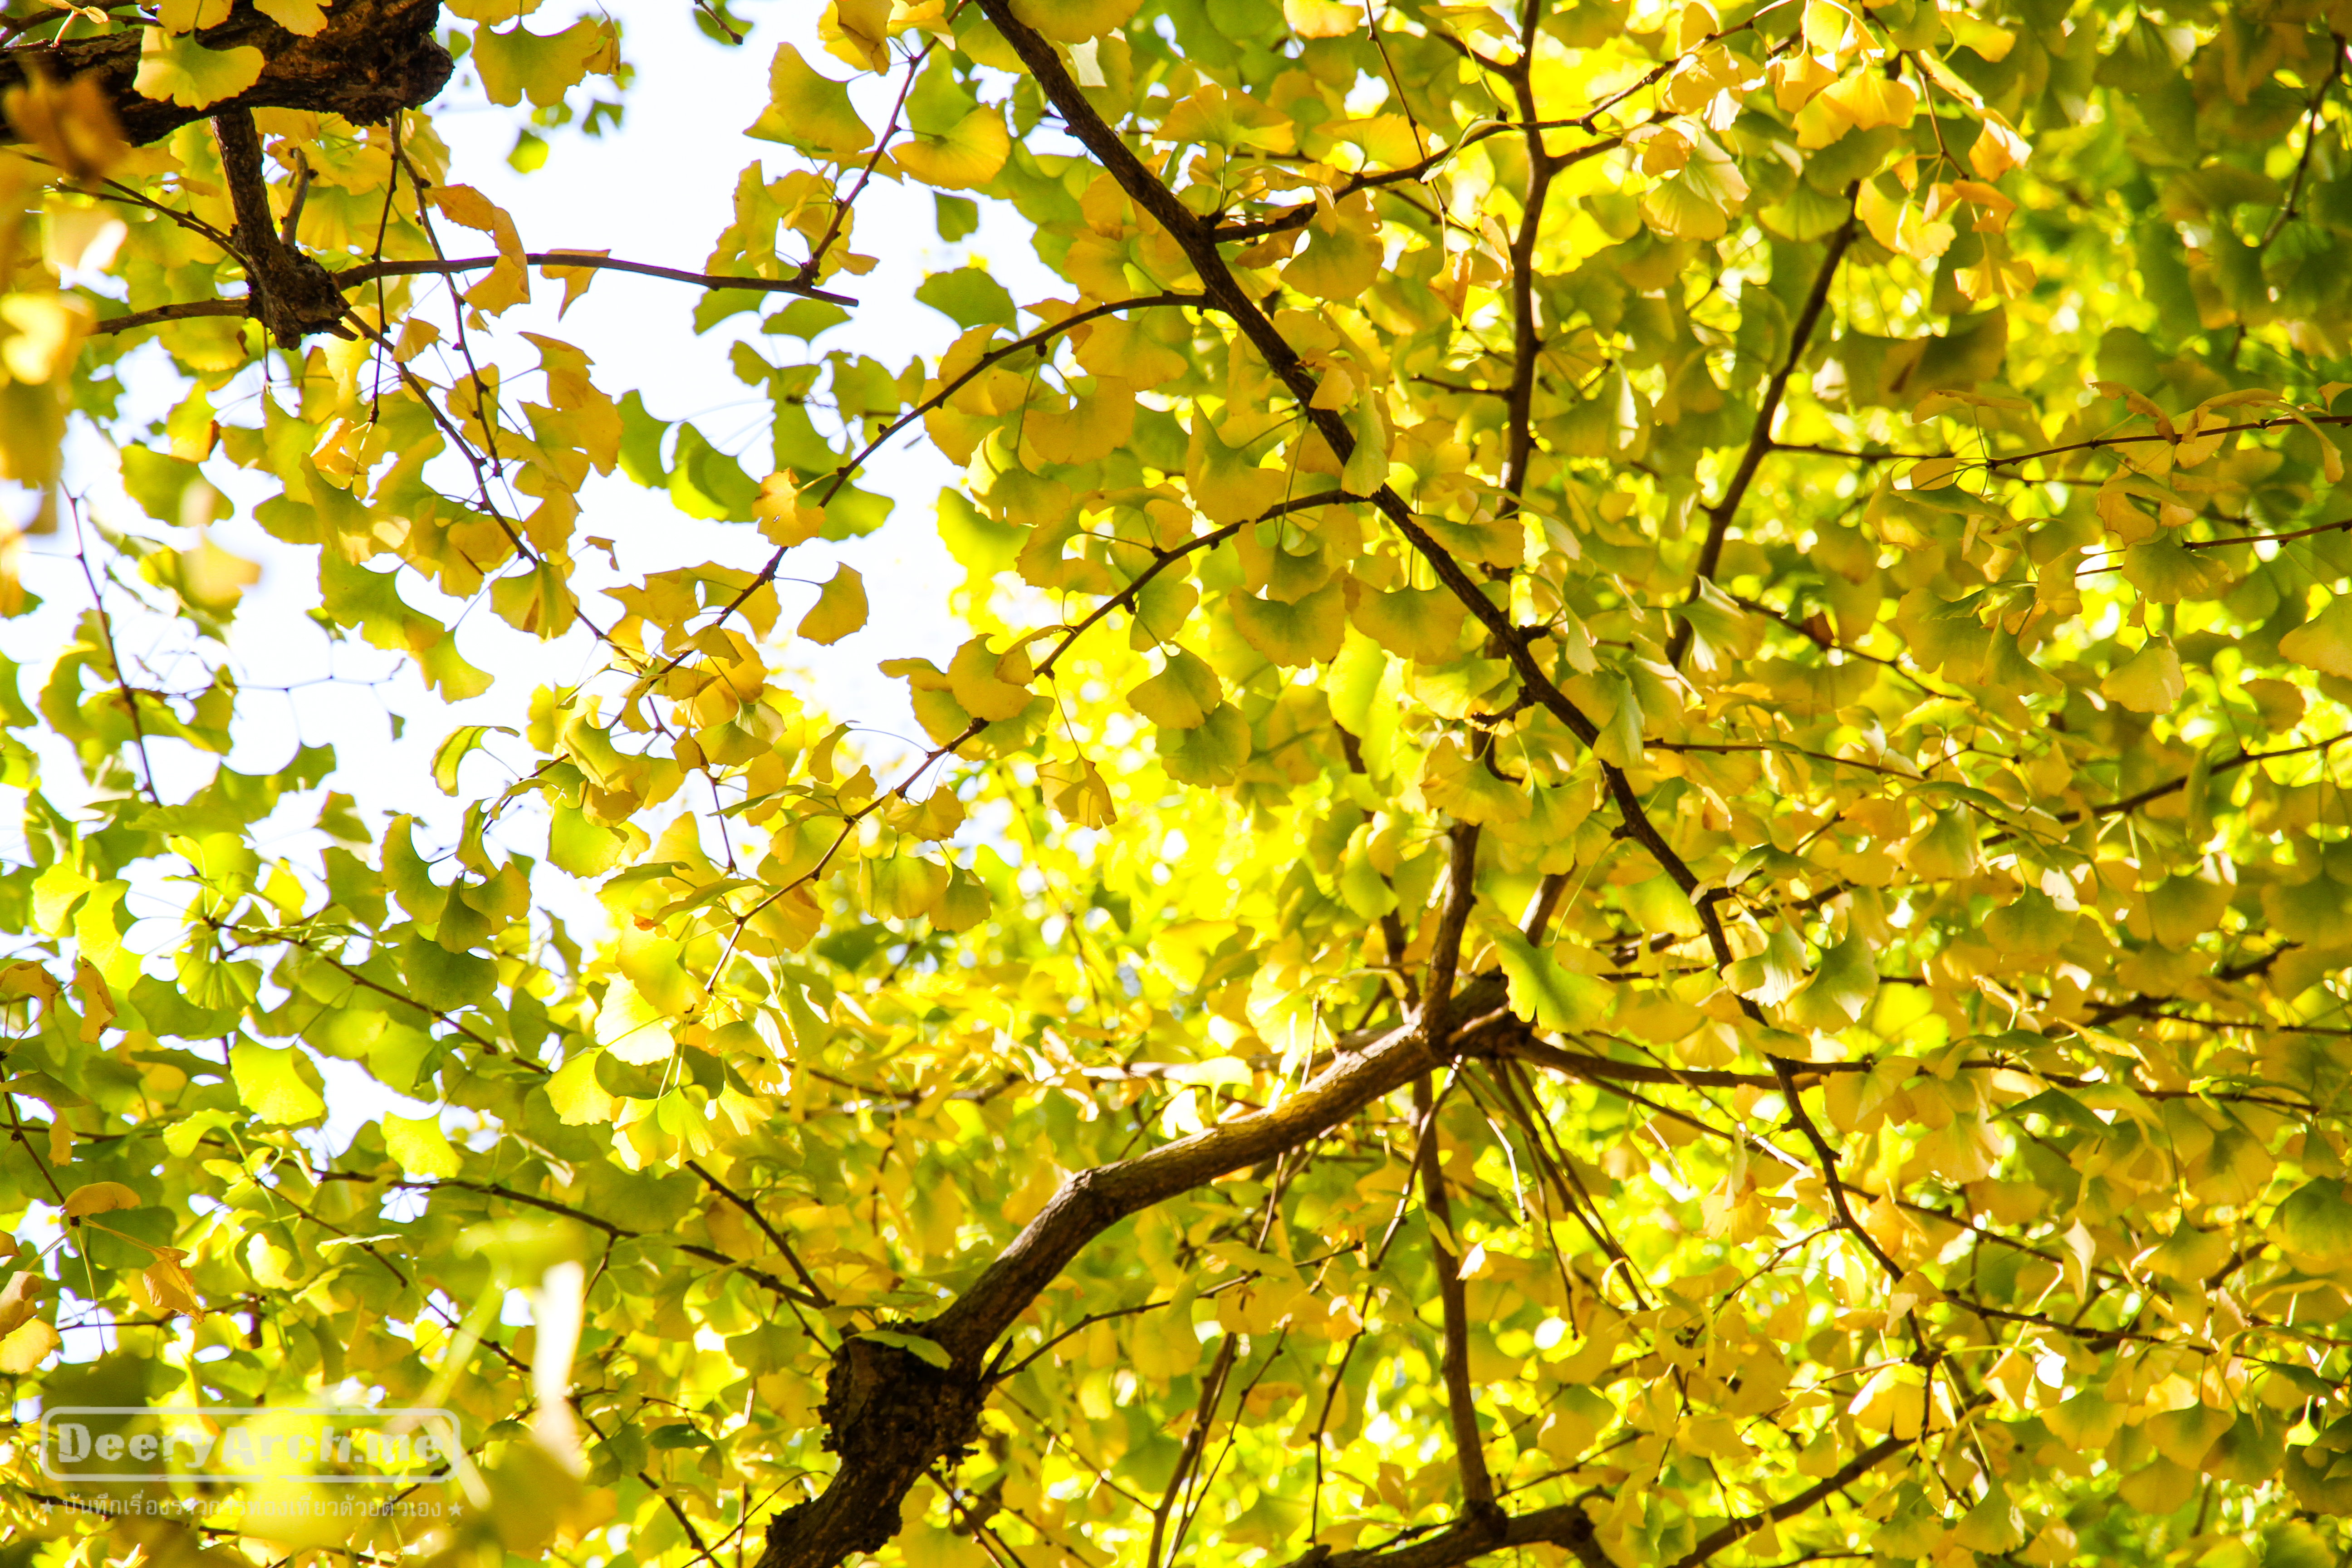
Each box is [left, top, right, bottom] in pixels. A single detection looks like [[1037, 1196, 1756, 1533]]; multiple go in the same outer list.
[[39, 1407, 461, 1485]]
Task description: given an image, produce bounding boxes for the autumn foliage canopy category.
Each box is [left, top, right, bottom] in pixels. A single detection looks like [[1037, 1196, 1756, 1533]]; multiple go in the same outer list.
[[5, 0, 2352, 1566]]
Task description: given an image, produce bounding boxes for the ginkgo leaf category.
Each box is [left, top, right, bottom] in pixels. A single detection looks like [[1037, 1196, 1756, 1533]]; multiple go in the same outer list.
[[251, 0, 328, 36], [798, 564, 867, 644], [1783, 930, 1878, 1030], [1727, 921, 1808, 1006], [1282, 0, 1359, 36], [229, 1040, 325, 1123], [62, 1181, 141, 1217], [0, 1317, 58, 1374], [1157, 702, 1250, 784], [1130, 648, 1221, 729], [1006, 0, 1139, 41], [471, 18, 609, 109], [1230, 580, 1344, 667], [2122, 536, 2235, 603], [1186, 419, 1288, 524], [820, 0, 891, 70], [132, 28, 266, 109], [2102, 636, 2187, 713], [382, 1113, 462, 1179], [2280, 594, 2352, 678], [1349, 585, 1465, 663], [894, 108, 1011, 190], [747, 44, 872, 158], [1490, 928, 1609, 1032], [156, 0, 230, 30], [1284, 200, 1382, 300], [947, 635, 1033, 720]]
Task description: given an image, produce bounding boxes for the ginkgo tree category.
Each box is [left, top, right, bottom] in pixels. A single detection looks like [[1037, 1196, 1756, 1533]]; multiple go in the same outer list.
[[5, 0, 2352, 1563]]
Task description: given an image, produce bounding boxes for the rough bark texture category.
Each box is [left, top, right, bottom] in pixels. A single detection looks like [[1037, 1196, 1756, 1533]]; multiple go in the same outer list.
[[0, 0, 450, 145], [751, 979, 1512, 1568], [210, 106, 352, 343]]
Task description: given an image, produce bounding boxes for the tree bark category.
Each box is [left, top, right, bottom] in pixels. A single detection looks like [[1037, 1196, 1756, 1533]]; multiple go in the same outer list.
[[0, 0, 450, 146]]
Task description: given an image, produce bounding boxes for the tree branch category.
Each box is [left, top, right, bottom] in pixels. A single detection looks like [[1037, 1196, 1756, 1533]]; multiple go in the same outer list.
[[0, 0, 450, 145], [1415, 1074, 1499, 1516], [1666, 206, 1857, 667]]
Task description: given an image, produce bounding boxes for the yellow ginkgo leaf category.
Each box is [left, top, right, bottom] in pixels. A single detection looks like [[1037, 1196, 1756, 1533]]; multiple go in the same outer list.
[[62, 1181, 142, 1217], [2102, 636, 2187, 713], [132, 28, 265, 110], [1007, 0, 1141, 42], [894, 108, 1011, 190], [798, 564, 868, 645], [2281, 594, 2352, 678], [746, 43, 872, 159], [1283, 0, 1361, 37]]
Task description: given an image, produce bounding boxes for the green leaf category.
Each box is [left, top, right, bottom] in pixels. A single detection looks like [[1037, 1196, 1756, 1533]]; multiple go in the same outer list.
[[1157, 702, 1250, 785], [431, 725, 517, 796], [1490, 928, 1610, 1032], [381, 1113, 462, 1178], [1230, 581, 1344, 667], [400, 928, 497, 1010], [230, 1040, 326, 1124], [1349, 586, 1465, 664], [915, 267, 1018, 332], [1784, 930, 1879, 1030], [1129, 648, 1221, 730], [1727, 922, 1808, 1006], [2122, 536, 2235, 603]]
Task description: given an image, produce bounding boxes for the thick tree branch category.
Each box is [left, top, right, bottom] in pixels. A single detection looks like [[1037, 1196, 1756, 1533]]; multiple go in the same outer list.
[[753, 977, 1508, 1568], [0, 0, 451, 145]]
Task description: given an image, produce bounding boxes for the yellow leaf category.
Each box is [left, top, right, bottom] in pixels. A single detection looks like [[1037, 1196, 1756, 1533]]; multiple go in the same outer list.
[[1348, 585, 1465, 663], [597, 977, 676, 1065], [1231, 580, 1345, 667], [1969, 113, 2031, 180], [156, 0, 230, 30], [1284, 0, 1361, 37], [251, 0, 328, 35], [382, 1113, 463, 1179], [1007, 0, 1140, 42], [1041, 758, 1117, 826], [132, 27, 265, 108], [747, 43, 872, 158], [0, 1317, 58, 1374], [63, 1181, 141, 1216], [1821, 69, 1916, 131], [820, 0, 892, 70], [2101, 637, 2185, 713], [2, 71, 130, 182], [1130, 648, 1222, 729], [798, 564, 868, 644], [756, 472, 826, 547], [894, 108, 1011, 190], [2281, 594, 2352, 677], [1283, 197, 1381, 300]]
